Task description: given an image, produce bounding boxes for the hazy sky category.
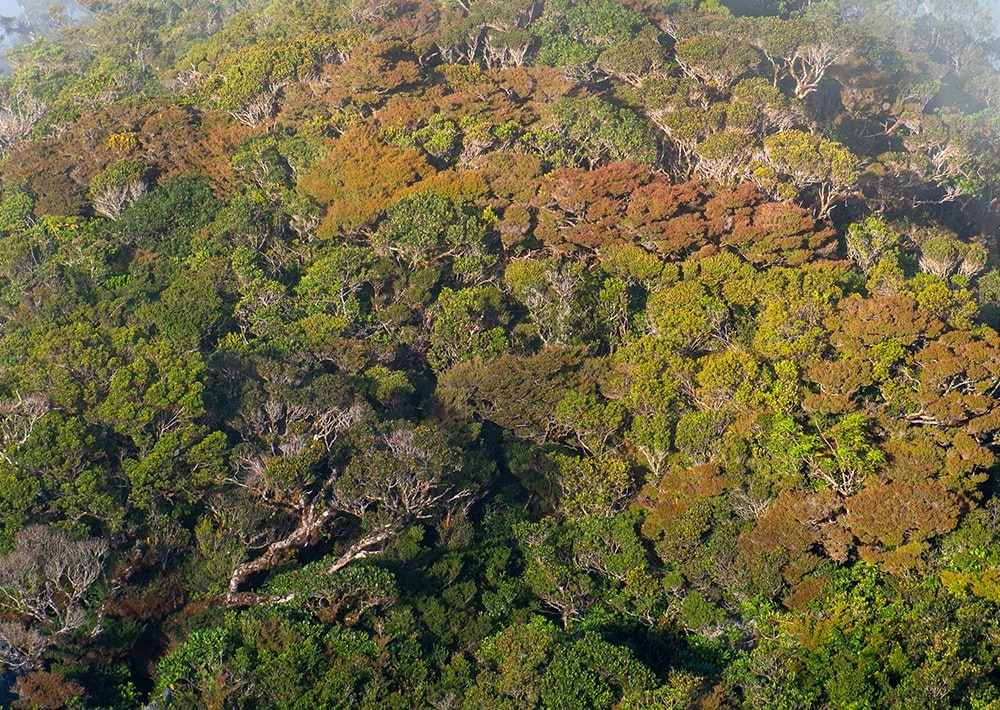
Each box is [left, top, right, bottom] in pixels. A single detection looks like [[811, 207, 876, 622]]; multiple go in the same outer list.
[[986, 0, 1000, 31]]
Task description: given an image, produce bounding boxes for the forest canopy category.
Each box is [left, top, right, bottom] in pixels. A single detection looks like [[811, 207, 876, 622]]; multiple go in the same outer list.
[[0, 0, 998, 707]]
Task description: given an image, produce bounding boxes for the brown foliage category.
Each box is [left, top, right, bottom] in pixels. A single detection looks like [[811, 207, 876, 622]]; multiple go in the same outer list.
[[640, 464, 726, 561], [724, 200, 836, 265], [802, 357, 872, 414], [882, 435, 945, 485], [2, 138, 91, 215], [527, 170, 836, 265], [844, 481, 962, 547], [473, 150, 544, 202], [643, 464, 727, 524], [706, 184, 837, 265], [492, 65, 575, 109], [434, 70, 530, 125], [1, 101, 250, 215], [538, 162, 655, 247], [737, 491, 840, 585], [377, 91, 444, 132], [324, 41, 421, 107], [380, 0, 442, 46], [830, 293, 945, 354], [718, 452, 963, 578], [275, 80, 352, 129], [646, 212, 710, 257], [404, 168, 490, 204], [13, 671, 85, 710], [111, 575, 187, 622], [782, 575, 829, 611], [532, 164, 710, 255], [625, 180, 694, 225], [909, 330, 1000, 431], [0, 99, 149, 213], [702, 182, 760, 232], [143, 109, 252, 192], [298, 126, 434, 235]]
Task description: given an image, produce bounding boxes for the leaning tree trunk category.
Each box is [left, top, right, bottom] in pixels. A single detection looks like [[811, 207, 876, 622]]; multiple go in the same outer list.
[[326, 525, 396, 574], [226, 502, 333, 607]]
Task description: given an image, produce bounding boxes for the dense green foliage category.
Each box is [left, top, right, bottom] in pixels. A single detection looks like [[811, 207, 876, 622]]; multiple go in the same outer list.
[[0, 0, 998, 707]]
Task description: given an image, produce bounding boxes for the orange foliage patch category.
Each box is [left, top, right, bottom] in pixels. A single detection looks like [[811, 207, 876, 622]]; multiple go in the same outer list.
[[297, 126, 434, 236]]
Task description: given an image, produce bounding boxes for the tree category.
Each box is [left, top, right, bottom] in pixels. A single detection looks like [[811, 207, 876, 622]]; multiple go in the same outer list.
[[647, 88, 716, 179], [429, 285, 509, 370], [904, 330, 1000, 467], [89, 158, 146, 220], [210, 37, 327, 126], [748, 15, 848, 99], [804, 413, 886, 497], [504, 258, 598, 346], [297, 127, 433, 235], [674, 34, 762, 92], [0, 88, 47, 156], [0, 392, 49, 467], [845, 217, 900, 272], [153, 627, 238, 709], [539, 631, 657, 707], [605, 334, 686, 476], [325, 425, 471, 573], [514, 518, 594, 628], [898, 109, 992, 204], [645, 280, 728, 354], [729, 77, 804, 134], [371, 190, 495, 280], [146, 258, 233, 348], [756, 129, 861, 218], [93, 334, 224, 508], [0, 526, 108, 669], [225, 422, 472, 606], [468, 617, 556, 708], [844, 481, 963, 572], [12, 670, 86, 709], [541, 96, 657, 169], [436, 346, 587, 443], [295, 244, 376, 332], [693, 129, 758, 185], [119, 173, 221, 255], [917, 234, 962, 278], [531, 0, 649, 78], [596, 25, 669, 87], [551, 453, 634, 518]]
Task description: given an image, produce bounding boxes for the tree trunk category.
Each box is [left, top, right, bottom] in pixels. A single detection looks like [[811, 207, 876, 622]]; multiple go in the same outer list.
[[226, 504, 332, 607], [326, 526, 395, 574]]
